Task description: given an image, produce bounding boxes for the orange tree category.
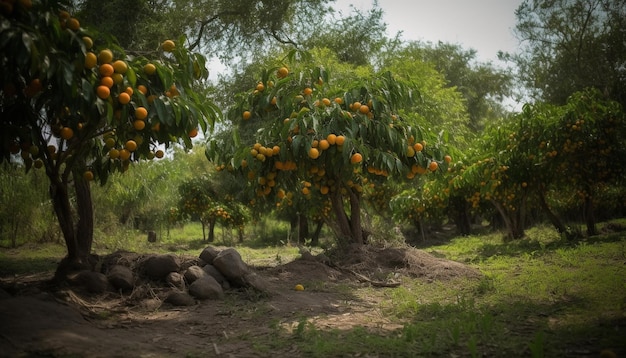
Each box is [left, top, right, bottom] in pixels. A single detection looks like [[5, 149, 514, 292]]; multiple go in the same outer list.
[[178, 175, 250, 243], [453, 89, 626, 239], [0, 1, 219, 273], [207, 53, 450, 246]]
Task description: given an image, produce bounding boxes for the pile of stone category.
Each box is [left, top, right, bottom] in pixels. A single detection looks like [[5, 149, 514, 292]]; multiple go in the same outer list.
[[68, 246, 269, 306]]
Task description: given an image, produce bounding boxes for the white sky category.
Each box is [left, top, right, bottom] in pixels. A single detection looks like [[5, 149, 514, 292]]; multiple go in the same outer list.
[[333, 0, 523, 65]]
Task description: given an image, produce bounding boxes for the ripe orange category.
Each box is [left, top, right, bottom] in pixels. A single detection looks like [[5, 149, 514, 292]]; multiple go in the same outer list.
[[303, 87, 313, 96], [137, 85, 148, 95], [100, 76, 114, 88], [327, 133, 337, 145], [334, 97, 343, 105], [133, 120, 145, 131], [108, 148, 119, 159], [444, 155, 452, 163], [99, 63, 114, 77], [359, 104, 370, 114], [189, 128, 199, 138], [255, 82, 265, 92], [322, 98, 331, 106], [60, 127, 74, 140], [242, 111, 252, 120], [413, 142, 423, 152], [143, 63, 156, 75], [82, 36, 93, 50], [118, 149, 131, 161], [83, 170, 94, 181], [335, 135, 345, 146], [320, 186, 329, 195], [112, 60, 128, 74], [350, 152, 363, 164], [84, 52, 97, 69], [276, 67, 289, 79], [98, 49, 113, 64], [125, 140, 138, 152], [272, 145, 280, 155], [118, 92, 131, 105], [406, 146, 416, 157], [428, 161, 439, 172], [318, 139, 330, 150], [161, 40, 175, 52], [308, 147, 320, 159], [66, 18, 80, 31], [135, 107, 148, 120]]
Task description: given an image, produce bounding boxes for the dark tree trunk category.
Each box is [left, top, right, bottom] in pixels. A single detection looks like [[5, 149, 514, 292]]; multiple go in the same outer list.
[[450, 195, 471, 236], [583, 195, 597, 236], [537, 187, 569, 235], [310, 219, 324, 246], [330, 188, 353, 241], [491, 200, 525, 240], [347, 188, 364, 244], [208, 218, 216, 242], [52, 172, 95, 277]]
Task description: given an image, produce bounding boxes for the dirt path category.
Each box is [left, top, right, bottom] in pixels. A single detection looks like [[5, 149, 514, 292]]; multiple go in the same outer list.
[[0, 246, 481, 357]]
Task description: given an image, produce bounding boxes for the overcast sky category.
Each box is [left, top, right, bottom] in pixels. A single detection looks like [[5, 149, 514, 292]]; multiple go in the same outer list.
[[333, 0, 523, 64]]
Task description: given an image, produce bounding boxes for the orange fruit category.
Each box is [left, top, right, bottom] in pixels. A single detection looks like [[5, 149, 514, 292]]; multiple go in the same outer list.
[[118, 149, 131, 161], [334, 97, 344, 105], [60, 127, 74, 140], [133, 120, 145, 131], [359, 104, 370, 114], [155, 149, 164, 158], [82, 36, 93, 50], [137, 85, 148, 95], [100, 76, 114, 88], [428, 161, 439, 172], [243, 111, 252, 120], [318, 139, 330, 150], [96, 85, 110, 99], [444, 155, 452, 163], [125, 140, 138, 152], [189, 128, 199, 138], [83, 170, 94, 181], [276, 67, 289, 79], [66, 18, 80, 31], [161, 40, 175, 52], [107, 148, 119, 159], [84, 52, 97, 69], [98, 49, 113, 64], [327, 133, 337, 145], [143, 63, 156, 75], [308, 147, 320, 159], [413, 142, 423, 152], [350, 152, 363, 164], [135, 107, 148, 120], [99, 63, 114, 77], [303, 87, 313, 96], [335, 135, 345, 146], [112, 60, 128, 74], [118, 92, 131, 105], [322, 98, 331, 106], [255, 82, 265, 92], [320, 186, 329, 195]]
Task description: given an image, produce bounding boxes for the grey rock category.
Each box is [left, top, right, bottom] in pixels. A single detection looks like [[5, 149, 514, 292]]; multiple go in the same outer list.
[[106, 265, 135, 291], [188, 276, 224, 300]]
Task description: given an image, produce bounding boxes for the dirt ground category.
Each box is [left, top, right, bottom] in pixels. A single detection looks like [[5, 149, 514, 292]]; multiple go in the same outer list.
[[0, 245, 481, 358]]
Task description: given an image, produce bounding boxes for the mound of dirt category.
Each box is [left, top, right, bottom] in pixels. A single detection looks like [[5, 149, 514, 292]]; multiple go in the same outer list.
[[334, 244, 482, 281]]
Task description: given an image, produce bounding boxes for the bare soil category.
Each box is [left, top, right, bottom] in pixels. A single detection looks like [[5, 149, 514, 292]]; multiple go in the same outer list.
[[0, 245, 481, 357]]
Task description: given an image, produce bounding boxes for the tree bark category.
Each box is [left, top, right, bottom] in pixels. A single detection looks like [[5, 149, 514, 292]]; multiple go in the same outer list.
[[583, 195, 597, 236], [310, 219, 324, 246], [347, 188, 364, 244], [537, 187, 569, 235], [330, 188, 353, 241]]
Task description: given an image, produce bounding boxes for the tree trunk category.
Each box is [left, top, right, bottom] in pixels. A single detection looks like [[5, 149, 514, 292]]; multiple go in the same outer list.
[[347, 188, 364, 244], [583, 195, 597, 236], [74, 175, 94, 257], [208, 218, 216, 242], [330, 188, 353, 241], [537, 187, 569, 235], [310, 219, 324, 246], [450, 195, 471, 236], [491, 200, 525, 240]]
